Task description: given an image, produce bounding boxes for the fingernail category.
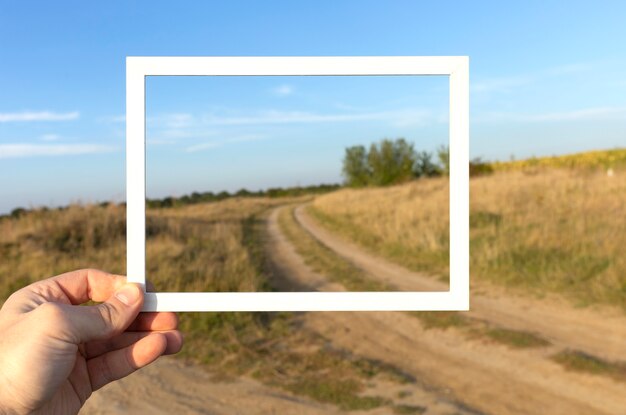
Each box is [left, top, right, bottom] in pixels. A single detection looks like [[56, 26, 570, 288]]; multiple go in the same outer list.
[[115, 284, 141, 306]]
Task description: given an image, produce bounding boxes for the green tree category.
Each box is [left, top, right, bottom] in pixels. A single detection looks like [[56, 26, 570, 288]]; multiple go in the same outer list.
[[437, 145, 450, 176], [469, 157, 494, 177], [414, 151, 440, 177], [342, 145, 370, 187], [367, 138, 416, 186]]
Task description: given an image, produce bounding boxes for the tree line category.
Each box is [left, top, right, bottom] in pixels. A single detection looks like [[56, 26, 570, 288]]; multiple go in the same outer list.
[[342, 138, 451, 187], [146, 183, 340, 209], [1, 183, 342, 219]]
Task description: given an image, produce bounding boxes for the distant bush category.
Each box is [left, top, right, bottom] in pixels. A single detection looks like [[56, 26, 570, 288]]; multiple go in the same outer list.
[[146, 183, 341, 209], [10, 207, 27, 219], [367, 138, 417, 186], [342, 145, 370, 187], [436, 145, 450, 176], [490, 148, 626, 172], [342, 138, 445, 187], [415, 150, 441, 178], [469, 157, 494, 177]]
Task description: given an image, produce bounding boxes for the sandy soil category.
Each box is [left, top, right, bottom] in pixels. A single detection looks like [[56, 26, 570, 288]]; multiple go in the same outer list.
[[84, 204, 626, 415], [295, 205, 626, 362], [264, 205, 626, 415], [82, 357, 350, 415]]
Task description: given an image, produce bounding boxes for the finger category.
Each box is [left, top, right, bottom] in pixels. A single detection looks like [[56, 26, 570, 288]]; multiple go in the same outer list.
[[85, 330, 183, 358], [87, 332, 168, 391], [50, 269, 128, 304], [2, 269, 128, 314], [126, 312, 179, 332], [39, 283, 144, 344]]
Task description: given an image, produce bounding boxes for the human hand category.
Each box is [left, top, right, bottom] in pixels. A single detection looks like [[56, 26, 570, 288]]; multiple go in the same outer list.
[[0, 269, 183, 415]]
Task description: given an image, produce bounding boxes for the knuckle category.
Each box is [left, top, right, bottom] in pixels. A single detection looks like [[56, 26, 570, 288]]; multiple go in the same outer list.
[[74, 267, 94, 277], [35, 302, 73, 338], [91, 353, 115, 390], [36, 302, 66, 324], [96, 303, 119, 336], [101, 354, 116, 385]]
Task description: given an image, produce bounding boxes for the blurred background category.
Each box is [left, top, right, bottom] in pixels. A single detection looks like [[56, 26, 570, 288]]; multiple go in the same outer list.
[[1, 1, 625, 414]]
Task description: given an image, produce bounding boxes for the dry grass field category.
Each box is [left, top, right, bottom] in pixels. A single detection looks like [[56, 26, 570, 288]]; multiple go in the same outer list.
[[311, 168, 626, 309], [3, 150, 626, 413], [0, 197, 287, 367], [490, 148, 626, 171], [0, 197, 285, 298], [310, 177, 450, 279], [0, 203, 127, 300], [0, 196, 421, 412]]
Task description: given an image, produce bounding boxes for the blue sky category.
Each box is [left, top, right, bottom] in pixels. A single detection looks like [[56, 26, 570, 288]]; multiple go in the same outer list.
[[145, 75, 448, 198], [1, 1, 625, 212]]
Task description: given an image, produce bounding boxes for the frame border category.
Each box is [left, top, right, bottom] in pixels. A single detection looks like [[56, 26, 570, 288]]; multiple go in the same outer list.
[[126, 56, 469, 312]]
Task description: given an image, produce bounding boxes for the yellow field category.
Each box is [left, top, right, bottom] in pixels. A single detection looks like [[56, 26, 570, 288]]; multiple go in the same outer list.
[[0, 197, 287, 297], [311, 168, 626, 308], [490, 148, 626, 172], [145, 197, 290, 293], [0, 197, 288, 363], [0, 196, 410, 410], [310, 178, 450, 277], [3, 159, 626, 411], [0, 204, 127, 299]]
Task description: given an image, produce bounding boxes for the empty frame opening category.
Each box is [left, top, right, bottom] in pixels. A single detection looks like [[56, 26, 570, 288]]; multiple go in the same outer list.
[[143, 75, 450, 294]]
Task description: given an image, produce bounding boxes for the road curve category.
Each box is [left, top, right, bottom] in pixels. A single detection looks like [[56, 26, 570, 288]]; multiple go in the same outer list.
[[295, 204, 626, 363], [263, 205, 626, 415]]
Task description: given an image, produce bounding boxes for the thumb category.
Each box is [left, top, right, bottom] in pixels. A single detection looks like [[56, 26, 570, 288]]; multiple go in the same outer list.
[[53, 283, 144, 344]]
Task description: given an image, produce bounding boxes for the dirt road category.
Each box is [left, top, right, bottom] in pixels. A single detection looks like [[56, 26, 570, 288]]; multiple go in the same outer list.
[[82, 356, 357, 415], [264, 205, 626, 415], [294, 205, 626, 362], [84, 204, 626, 415]]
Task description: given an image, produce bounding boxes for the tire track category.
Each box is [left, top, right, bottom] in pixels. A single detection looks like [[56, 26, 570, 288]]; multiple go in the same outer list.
[[296, 204, 626, 363], [264, 205, 626, 415]]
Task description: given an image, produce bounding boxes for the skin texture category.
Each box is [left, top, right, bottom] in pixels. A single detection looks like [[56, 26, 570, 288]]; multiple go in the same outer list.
[[0, 269, 183, 415]]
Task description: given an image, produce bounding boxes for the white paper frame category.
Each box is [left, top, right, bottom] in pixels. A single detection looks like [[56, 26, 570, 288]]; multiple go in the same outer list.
[[126, 56, 469, 312]]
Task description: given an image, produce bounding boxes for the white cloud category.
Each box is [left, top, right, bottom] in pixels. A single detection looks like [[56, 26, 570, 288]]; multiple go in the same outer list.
[[384, 109, 440, 127], [226, 134, 266, 144], [472, 62, 596, 95], [545, 62, 595, 75], [159, 129, 218, 139], [0, 143, 116, 159], [475, 106, 626, 123], [164, 113, 193, 128], [0, 111, 79, 122], [333, 102, 367, 111], [272, 84, 294, 96], [147, 108, 441, 145], [147, 138, 177, 145], [472, 76, 532, 94], [184, 141, 221, 153], [201, 108, 437, 126], [40, 134, 60, 142], [185, 134, 266, 153], [145, 113, 198, 139], [100, 115, 126, 123]]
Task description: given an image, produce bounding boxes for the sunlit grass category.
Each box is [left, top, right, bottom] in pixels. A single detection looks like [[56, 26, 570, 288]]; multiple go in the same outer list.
[[552, 350, 626, 382], [278, 205, 389, 291], [0, 197, 407, 411], [312, 168, 626, 309]]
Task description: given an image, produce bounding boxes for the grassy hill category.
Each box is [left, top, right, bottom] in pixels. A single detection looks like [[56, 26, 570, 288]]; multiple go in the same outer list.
[[2, 148, 626, 409], [0, 196, 414, 411], [311, 164, 626, 309], [490, 148, 626, 172]]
